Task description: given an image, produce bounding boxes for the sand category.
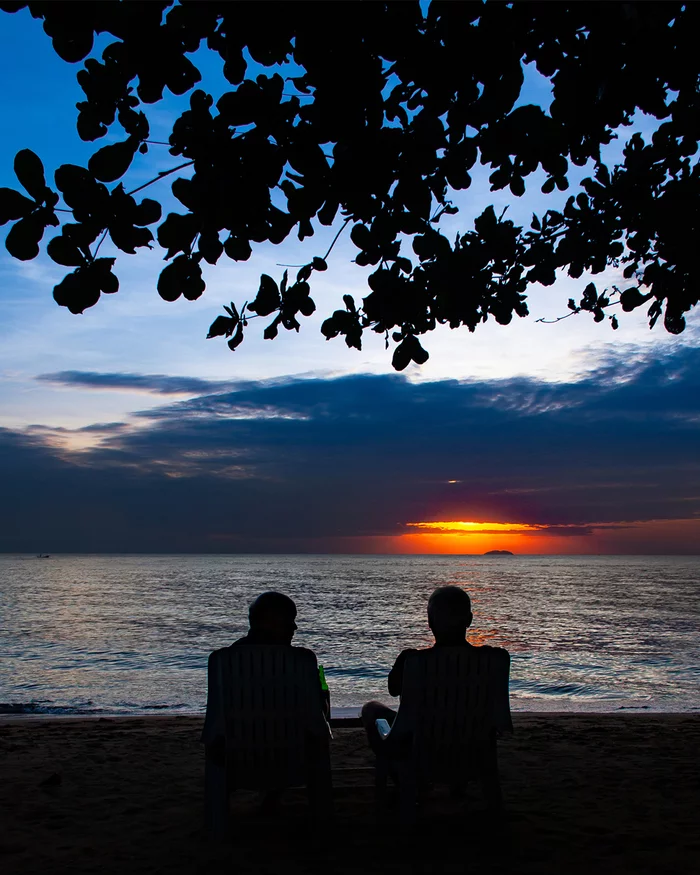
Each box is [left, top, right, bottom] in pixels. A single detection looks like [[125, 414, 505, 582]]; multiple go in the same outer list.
[[1, 714, 698, 874]]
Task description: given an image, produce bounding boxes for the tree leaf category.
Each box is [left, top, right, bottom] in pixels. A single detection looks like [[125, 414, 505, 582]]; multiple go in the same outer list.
[[109, 222, 153, 254], [5, 214, 45, 260], [299, 297, 316, 317], [510, 175, 525, 197], [620, 287, 647, 312], [207, 315, 237, 338], [50, 29, 94, 64], [227, 322, 244, 350], [157, 258, 184, 302], [53, 268, 101, 314], [223, 235, 252, 261], [92, 258, 119, 294], [406, 334, 429, 365], [197, 231, 223, 265], [54, 164, 105, 216], [133, 198, 162, 226], [263, 315, 282, 340], [88, 139, 138, 183], [157, 212, 199, 259], [249, 274, 280, 316], [392, 338, 412, 371], [46, 234, 85, 266], [0, 187, 34, 225], [14, 149, 46, 200]]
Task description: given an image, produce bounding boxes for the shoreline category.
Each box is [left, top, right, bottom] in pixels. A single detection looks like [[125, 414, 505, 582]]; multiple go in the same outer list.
[[0, 708, 700, 729], [2, 702, 698, 723]]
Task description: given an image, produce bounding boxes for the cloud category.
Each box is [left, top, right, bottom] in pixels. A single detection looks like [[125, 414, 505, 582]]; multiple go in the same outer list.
[[76, 422, 130, 434], [2, 344, 699, 552], [36, 370, 234, 395]]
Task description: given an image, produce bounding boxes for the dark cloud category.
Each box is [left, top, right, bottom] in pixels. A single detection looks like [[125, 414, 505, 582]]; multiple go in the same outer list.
[[76, 422, 129, 434], [3, 345, 699, 552], [36, 370, 237, 395]]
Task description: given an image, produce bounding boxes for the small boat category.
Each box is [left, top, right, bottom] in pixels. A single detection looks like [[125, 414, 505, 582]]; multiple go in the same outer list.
[[36, 554, 50, 559]]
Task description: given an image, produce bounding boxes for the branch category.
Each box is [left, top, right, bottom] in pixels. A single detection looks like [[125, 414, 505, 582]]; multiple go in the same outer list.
[[323, 217, 352, 261], [535, 298, 622, 325], [92, 228, 109, 258], [534, 311, 578, 325], [125, 161, 194, 197]]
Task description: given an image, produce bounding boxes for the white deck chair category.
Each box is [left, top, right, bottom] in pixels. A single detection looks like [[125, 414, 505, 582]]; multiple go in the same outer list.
[[203, 645, 332, 835], [376, 646, 512, 821]]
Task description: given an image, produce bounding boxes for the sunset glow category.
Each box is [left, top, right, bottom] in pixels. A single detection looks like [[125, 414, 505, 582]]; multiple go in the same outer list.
[[406, 521, 543, 534], [359, 518, 700, 555]]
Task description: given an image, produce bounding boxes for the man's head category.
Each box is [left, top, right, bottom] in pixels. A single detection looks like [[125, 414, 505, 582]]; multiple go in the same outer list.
[[427, 586, 473, 642], [248, 591, 298, 644]]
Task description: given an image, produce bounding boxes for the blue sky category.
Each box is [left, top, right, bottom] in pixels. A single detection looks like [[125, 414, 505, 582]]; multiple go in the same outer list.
[[0, 7, 698, 552]]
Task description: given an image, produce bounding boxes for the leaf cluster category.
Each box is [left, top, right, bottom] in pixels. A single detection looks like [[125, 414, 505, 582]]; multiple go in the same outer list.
[[0, 1, 698, 365]]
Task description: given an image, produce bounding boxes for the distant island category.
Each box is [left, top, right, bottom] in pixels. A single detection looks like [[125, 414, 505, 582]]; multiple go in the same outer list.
[[483, 550, 514, 556]]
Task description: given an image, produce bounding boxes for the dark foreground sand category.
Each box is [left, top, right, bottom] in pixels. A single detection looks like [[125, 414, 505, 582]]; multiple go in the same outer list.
[[1, 714, 698, 875]]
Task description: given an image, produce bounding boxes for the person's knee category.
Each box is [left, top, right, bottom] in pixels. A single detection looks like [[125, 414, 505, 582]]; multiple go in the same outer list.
[[361, 700, 384, 726]]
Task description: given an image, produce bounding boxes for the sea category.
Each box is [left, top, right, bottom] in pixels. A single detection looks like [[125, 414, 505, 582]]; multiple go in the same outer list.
[[1, 554, 698, 717]]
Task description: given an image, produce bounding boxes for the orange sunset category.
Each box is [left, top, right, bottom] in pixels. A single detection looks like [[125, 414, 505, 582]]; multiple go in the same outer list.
[[1, 3, 698, 875]]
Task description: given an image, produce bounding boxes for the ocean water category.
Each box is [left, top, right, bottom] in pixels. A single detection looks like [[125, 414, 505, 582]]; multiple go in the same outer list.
[[1, 554, 698, 716]]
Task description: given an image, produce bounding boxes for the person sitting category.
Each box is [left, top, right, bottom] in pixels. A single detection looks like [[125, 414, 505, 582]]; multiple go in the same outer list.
[[202, 591, 330, 765], [360, 585, 512, 802]]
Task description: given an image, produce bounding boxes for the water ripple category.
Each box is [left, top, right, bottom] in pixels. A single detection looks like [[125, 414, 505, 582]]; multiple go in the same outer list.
[[1, 554, 698, 714]]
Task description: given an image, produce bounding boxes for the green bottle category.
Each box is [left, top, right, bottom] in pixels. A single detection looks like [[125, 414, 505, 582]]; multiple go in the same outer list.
[[318, 665, 331, 721], [318, 665, 329, 691]]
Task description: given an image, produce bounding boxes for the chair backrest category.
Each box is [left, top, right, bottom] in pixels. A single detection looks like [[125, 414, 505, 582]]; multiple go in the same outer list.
[[391, 646, 511, 779], [212, 645, 327, 790]]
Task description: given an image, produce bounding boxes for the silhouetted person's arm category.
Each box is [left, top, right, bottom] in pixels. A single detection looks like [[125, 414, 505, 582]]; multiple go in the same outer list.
[[388, 648, 418, 698]]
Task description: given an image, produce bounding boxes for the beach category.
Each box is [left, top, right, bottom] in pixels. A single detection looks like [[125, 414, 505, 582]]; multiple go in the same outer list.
[[1, 714, 698, 874]]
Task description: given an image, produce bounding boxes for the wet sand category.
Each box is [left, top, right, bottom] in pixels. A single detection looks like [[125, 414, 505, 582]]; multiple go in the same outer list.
[[1, 714, 698, 874]]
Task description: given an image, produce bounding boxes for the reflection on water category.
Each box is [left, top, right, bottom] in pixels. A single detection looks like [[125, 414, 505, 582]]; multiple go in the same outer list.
[[1, 554, 698, 714]]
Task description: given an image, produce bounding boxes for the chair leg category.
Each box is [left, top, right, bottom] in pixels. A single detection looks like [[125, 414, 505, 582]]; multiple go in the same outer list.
[[204, 757, 229, 839], [397, 761, 418, 825], [375, 756, 389, 807], [307, 738, 334, 820], [483, 739, 503, 812], [483, 772, 503, 812]]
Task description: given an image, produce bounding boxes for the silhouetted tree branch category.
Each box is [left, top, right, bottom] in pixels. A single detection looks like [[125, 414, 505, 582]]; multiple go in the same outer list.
[[126, 161, 194, 197], [0, 1, 697, 367]]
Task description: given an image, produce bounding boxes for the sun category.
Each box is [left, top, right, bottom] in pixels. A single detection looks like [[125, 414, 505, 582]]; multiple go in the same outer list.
[[406, 521, 543, 534], [393, 519, 546, 554]]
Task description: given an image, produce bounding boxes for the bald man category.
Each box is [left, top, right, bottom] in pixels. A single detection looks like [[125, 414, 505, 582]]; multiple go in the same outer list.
[[361, 585, 512, 759]]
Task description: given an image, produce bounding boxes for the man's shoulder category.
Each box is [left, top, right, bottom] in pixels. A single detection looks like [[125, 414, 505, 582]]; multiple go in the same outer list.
[[474, 643, 510, 664], [207, 644, 234, 667], [290, 645, 318, 663]]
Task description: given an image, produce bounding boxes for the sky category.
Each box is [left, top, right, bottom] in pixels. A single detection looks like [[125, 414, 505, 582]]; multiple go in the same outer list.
[[0, 7, 698, 554]]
